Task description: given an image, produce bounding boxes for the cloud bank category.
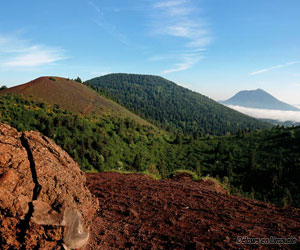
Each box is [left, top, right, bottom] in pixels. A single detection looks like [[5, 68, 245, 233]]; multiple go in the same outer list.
[[226, 105, 300, 122]]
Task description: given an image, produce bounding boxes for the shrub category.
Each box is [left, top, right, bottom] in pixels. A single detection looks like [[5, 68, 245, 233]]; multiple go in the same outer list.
[[169, 169, 199, 181], [75, 77, 82, 83]]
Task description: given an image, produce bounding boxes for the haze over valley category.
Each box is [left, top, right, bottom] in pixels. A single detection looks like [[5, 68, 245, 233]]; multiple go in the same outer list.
[[221, 88, 300, 123]]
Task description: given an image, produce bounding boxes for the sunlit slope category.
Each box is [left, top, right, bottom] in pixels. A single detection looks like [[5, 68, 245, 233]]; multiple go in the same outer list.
[[0, 76, 150, 125]]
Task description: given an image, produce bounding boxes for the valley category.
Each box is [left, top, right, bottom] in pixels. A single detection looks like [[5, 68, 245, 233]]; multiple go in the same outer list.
[[0, 75, 299, 249], [0, 76, 299, 208]]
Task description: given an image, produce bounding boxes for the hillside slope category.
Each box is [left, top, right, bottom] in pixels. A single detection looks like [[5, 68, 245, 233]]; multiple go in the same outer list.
[[0, 94, 163, 172], [85, 73, 270, 135], [221, 88, 300, 111], [1, 94, 300, 207], [0, 76, 150, 125]]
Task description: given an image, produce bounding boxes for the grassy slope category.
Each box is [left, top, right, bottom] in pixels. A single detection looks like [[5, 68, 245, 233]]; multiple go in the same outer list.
[[0, 76, 151, 126]]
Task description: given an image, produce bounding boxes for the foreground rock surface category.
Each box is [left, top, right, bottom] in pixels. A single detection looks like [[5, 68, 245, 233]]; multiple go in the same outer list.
[[0, 123, 98, 250], [86, 172, 300, 250]]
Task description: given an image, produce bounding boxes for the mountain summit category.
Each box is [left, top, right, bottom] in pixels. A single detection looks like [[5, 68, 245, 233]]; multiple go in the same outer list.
[[221, 88, 300, 111]]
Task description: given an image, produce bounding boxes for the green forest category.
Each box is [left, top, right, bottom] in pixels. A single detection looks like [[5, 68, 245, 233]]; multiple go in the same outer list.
[[85, 73, 270, 135], [0, 94, 299, 208]]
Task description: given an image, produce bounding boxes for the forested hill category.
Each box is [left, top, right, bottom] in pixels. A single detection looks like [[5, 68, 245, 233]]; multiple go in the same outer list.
[[1, 94, 299, 207], [85, 73, 271, 135]]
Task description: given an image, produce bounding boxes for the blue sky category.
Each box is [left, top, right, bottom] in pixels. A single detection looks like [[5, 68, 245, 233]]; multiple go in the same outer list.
[[1, 0, 300, 104]]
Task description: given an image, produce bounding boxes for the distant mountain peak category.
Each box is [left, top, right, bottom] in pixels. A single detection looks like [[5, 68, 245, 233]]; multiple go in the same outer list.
[[221, 89, 299, 111]]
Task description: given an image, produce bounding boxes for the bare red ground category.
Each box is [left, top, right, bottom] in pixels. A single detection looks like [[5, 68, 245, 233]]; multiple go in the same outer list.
[[0, 77, 151, 126], [86, 172, 300, 250]]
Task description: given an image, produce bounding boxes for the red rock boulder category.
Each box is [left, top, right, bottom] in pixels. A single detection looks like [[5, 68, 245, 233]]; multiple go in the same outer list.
[[0, 123, 98, 250]]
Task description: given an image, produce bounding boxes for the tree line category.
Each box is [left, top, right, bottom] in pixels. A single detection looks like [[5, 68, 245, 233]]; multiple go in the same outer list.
[[0, 94, 299, 208]]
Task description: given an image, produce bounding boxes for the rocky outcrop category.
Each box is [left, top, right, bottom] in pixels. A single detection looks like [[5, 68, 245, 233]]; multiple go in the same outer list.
[[0, 123, 98, 250]]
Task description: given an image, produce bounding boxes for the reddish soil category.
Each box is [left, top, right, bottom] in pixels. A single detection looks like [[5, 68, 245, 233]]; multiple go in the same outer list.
[[83, 95, 97, 114], [86, 172, 300, 250], [0, 76, 151, 126]]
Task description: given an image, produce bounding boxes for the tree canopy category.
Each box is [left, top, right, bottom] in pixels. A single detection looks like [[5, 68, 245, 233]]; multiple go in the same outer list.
[[85, 73, 270, 135], [1, 94, 299, 208]]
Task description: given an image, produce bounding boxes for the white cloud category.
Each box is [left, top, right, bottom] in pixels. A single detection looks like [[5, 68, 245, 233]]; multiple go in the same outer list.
[[162, 54, 203, 74], [226, 105, 300, 122], [154, 0, 187, 8], [167, 24, 191, 37], [167, 6, 193, 16], [2, 46, 65, 67], [250, 61, 299, 75], [0, 34, 66, 69], [150, 0, 211, 74]]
